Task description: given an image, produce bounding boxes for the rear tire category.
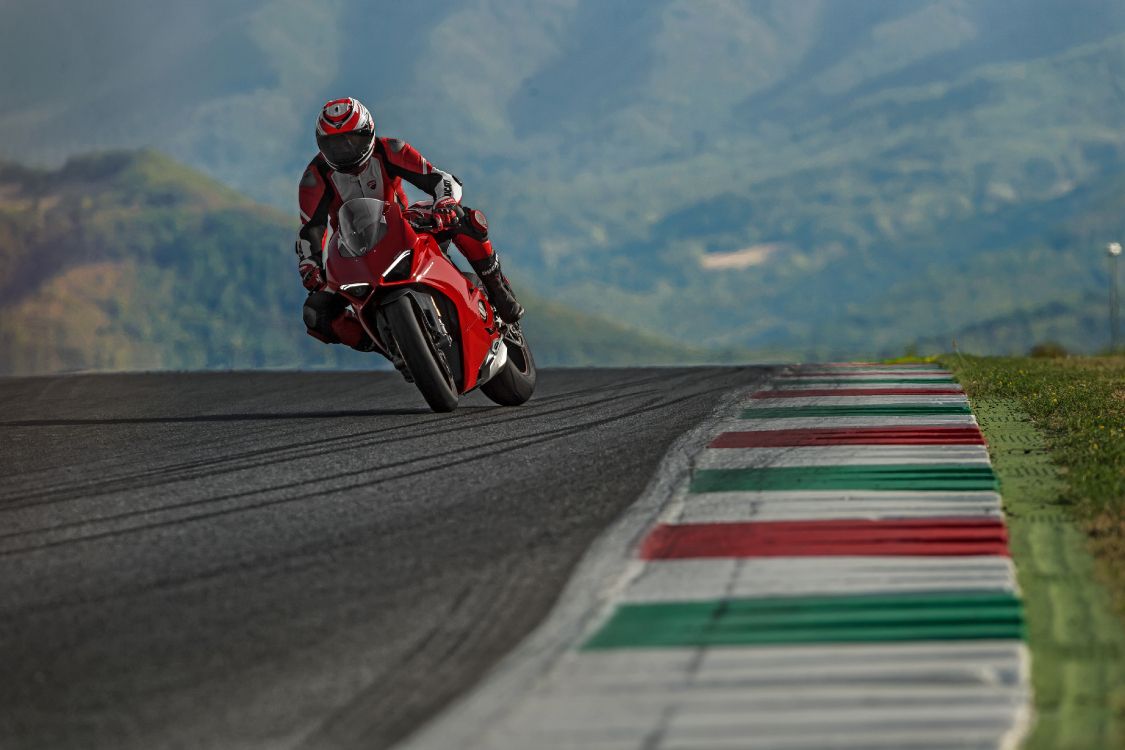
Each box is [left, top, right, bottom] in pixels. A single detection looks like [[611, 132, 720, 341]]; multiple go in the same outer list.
[[384, 295, 459, 413], [481, 327, 537, 406]]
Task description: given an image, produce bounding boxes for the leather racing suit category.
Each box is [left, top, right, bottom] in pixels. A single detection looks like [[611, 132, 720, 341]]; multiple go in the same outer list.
[[296, 137, 520, 349]]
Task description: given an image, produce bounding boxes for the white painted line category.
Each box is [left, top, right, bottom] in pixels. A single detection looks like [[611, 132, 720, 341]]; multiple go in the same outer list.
[[803, 364, 949, 369], [696, 503, 1002, 521], [789, 369, 953, 376], [676, 490, 1002, 522], [727, 415, 979, 429], [468, 642, 1029, 749], [539, 641, 1025, 684], [623, 557, 1018, 601], [494, 697, 1027, 737], [660, 722, 1022, 750], [780, 374, 956, 380], [771, 382, 964, 391], [695, 445, 992, 467]]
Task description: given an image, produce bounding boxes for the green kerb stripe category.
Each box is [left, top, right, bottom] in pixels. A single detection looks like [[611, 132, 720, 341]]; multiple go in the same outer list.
[[691, 464, 998, 492], [740, 405, 972, 418], [583, 591, 1025, 649]]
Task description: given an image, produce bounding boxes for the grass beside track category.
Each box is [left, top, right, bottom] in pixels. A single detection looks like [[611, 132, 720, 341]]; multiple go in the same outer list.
[[944, 356, 1125, 606], [940, 354, 1125, 749]]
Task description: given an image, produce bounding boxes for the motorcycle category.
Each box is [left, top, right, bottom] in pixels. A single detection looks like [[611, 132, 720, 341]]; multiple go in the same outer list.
[[324, 197, 536, 413]]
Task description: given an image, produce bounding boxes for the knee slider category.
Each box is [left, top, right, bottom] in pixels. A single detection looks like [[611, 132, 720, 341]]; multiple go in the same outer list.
[[302, 304, 325, 332], [464, 207, 489, 240]]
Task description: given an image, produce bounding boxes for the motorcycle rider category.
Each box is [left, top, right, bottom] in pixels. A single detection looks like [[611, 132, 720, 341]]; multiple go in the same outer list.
[[296, 97, 524, 350]]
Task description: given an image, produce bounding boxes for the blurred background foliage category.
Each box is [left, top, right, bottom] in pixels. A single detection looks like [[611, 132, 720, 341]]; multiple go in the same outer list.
[[2, 0, 1125, 371], [0, 152, 715, 374]]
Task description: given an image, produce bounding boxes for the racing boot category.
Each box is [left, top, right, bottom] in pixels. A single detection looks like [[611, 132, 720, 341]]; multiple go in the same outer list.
[[470, 254, 524, 323]]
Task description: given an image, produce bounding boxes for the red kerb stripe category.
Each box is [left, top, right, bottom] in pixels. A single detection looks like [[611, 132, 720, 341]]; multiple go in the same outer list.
[[640, 519, 1010, 559]]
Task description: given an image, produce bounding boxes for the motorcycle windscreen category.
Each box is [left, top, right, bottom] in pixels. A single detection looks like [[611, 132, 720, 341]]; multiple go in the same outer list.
[[337, 198, 389, 258]]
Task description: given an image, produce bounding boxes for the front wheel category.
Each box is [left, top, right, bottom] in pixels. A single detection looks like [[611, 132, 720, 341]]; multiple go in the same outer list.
[[383, 295, 459, 413], [481, 326, 537, 406]]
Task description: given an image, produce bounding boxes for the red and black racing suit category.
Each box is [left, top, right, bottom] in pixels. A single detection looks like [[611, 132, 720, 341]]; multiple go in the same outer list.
[[296, 137, 498, 349]]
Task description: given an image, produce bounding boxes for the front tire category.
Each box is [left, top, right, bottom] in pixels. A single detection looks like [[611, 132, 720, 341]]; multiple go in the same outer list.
[[481, 326, 537, 406], [383, 295, 459, 413]]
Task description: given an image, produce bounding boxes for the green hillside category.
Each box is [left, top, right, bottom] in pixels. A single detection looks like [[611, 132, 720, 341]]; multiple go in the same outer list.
[[3, 2, 1125, 355], [0, 151, 712, 376]]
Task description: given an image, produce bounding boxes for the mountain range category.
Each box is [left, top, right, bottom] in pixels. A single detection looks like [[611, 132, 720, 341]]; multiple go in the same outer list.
[[3, 0, 1125, 357]]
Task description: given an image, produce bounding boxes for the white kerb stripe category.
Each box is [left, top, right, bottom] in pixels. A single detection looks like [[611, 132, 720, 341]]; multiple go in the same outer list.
[[724, 415, 979, 429], [676, 490, 1002, 523], [623, 557, 1018, 602]]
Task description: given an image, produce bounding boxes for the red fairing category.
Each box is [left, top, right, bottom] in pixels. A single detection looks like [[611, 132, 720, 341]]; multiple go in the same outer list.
[[325, 207, 416, 291], [395, 236, 495, 391], [324, 201, 499, 392]]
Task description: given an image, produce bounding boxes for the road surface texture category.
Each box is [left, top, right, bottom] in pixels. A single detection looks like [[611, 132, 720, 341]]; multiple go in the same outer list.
[[0, 367, 767, 750]]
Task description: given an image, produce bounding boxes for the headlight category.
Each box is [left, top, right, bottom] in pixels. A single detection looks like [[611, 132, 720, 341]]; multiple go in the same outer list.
[[340, 283, 372, 299], [381, 249, 413, 282]]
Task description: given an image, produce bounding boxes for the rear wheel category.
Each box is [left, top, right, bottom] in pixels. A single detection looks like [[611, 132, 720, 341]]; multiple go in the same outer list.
[[383, 295, 459, 413], [481, 325, 537, 406]]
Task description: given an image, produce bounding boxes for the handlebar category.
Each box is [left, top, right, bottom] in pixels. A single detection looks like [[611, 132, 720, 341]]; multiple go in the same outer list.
[[406, 204, 465, 233]]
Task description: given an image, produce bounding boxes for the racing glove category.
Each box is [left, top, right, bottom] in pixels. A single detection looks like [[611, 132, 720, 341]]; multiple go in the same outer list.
[[431, 197, 462, 232], [299, 260, 326, 292], [296, 236, 326, 292]]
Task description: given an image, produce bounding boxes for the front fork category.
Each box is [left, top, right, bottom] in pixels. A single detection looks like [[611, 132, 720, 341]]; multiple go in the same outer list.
[[369, 289, 455, 385]]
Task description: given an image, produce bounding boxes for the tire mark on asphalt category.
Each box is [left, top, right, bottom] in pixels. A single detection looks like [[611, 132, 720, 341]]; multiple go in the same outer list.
[[0, 389, 659, 531], [0, 368, 768, 750], [0, 371, 706, 508], [0, 381, 737, 557]]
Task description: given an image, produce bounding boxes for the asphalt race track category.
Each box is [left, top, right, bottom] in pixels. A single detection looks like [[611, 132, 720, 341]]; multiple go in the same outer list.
[[0, 367, 768, 750]]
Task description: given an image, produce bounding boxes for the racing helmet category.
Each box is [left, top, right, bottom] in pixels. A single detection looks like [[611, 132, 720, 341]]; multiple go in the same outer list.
[[316, 98, 375, 172]]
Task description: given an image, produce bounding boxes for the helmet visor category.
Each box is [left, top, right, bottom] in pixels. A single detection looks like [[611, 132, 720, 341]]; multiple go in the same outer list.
[[317, 130, 373, 170]]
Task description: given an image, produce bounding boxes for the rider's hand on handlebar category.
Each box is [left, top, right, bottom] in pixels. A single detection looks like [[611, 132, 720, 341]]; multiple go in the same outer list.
[[431, 197, 461, 232], [299, 261, 326, 292]]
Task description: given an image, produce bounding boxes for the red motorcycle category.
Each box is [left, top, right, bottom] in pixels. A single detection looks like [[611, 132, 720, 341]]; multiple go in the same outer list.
[[324, 197, 536, 412]]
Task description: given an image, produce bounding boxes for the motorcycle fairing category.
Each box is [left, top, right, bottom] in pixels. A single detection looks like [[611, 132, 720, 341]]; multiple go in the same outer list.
[[324, 201, 499, 393]]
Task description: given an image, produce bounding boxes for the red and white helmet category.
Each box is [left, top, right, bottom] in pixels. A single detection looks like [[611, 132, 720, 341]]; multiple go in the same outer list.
[[315, 97, 375, 172]]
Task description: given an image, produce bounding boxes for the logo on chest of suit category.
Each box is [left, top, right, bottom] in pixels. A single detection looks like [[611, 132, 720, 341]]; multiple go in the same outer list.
[[332, 164, 380, 202]]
